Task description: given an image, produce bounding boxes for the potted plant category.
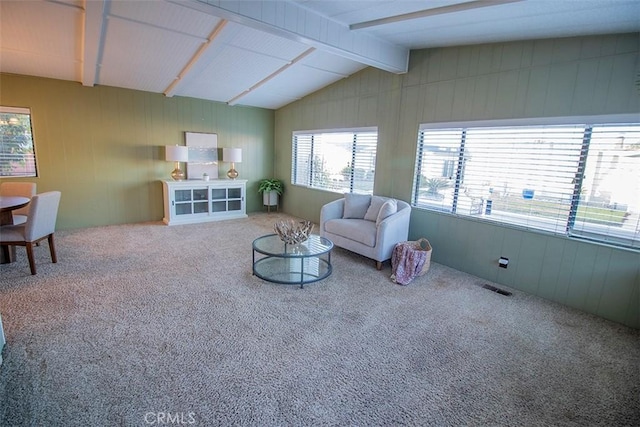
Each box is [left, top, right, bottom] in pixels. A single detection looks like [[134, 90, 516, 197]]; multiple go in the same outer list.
[[258, 178, 284, 206]]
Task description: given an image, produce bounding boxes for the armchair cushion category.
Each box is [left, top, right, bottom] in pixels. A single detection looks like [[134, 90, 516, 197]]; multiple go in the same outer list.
[[364, 196, 386, 221], [343, 193, 371, 219], [324, 218, 377, 247], [376, 199, 397, 225]]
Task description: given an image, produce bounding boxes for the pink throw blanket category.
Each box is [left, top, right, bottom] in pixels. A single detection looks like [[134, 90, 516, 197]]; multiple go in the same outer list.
[[390, 243, 427, 285]]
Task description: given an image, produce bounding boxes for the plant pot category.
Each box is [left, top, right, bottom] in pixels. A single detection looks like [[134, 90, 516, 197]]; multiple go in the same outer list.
[[263, 190, 279, 206]]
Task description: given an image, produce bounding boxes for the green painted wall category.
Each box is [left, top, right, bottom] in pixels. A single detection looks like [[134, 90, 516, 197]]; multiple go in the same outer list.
[[274, 33, 640, 328], [0, 74, 274, 229]]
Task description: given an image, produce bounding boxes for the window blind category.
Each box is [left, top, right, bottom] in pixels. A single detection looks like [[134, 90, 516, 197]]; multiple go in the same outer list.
[[570, 125, 640, 248], [350, 132, 378, 194], [413, 122, 639, 249], [0, 106, 37, 177], [292, 133, 313, 187], [292, 128, 378, 195]]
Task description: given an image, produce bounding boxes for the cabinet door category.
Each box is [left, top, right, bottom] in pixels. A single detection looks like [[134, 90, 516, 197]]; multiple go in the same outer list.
[[174, 189, 193, 215], [210, 188, 227, 213], [174, 188, 208, 216], [192, 188, 208, 214], [227, 186, 243, 212]]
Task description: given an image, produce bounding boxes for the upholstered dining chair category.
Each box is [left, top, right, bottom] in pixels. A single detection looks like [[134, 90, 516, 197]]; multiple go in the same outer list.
[[0, 181, 37, 224], [0, 191, 61, 275]]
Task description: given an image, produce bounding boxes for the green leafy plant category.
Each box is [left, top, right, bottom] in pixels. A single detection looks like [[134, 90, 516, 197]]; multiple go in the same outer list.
[[258, 179, 284, 195], [424, 177, 450, 195]]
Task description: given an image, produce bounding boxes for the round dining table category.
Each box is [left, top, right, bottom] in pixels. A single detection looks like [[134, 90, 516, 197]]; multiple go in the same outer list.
[[0, 195, 30, 263]]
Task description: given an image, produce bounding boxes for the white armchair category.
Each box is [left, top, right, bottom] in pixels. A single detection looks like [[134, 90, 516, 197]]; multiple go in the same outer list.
[[320, 194, 411, 269]]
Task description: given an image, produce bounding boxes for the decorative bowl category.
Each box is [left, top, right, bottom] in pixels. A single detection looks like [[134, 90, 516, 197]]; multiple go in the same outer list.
[[274, 219, 313, 245]]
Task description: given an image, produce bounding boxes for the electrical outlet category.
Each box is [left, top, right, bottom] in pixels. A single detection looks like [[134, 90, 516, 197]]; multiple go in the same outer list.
[[499, 257, 509, 268]]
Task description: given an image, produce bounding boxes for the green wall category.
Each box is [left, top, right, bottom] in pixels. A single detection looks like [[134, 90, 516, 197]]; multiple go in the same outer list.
[[0, 74, 274, 229], [274, 33, 640, 328]]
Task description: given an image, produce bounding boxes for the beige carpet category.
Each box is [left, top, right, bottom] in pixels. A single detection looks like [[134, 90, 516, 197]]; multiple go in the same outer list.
[[0, 213, 638, 426]]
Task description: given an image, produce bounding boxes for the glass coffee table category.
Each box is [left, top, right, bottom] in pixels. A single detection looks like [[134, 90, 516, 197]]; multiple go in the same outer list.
[[252, 234, 333, 288]]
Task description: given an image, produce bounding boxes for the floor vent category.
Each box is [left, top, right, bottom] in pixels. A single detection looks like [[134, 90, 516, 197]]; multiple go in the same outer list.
[[482, 284, 512, 296]]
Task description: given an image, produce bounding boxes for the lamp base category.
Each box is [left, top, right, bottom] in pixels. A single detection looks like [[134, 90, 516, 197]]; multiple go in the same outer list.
[[227, 163, 238, 179], [171, 167, 185, 181], [226, 169, 238, 180]]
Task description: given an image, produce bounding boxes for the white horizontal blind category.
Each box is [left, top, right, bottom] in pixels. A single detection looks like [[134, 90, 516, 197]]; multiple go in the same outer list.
[[413, 121, 640, 249], [0, 106, 37, 177], [413, 129, 463, 212], [462, 126, 585, 234], [351, 131, 377, 194], [292, 128, 378, 195], [291, 133, 313, 187], [311, 132, 352, 192], [571, 124, 640, 248]]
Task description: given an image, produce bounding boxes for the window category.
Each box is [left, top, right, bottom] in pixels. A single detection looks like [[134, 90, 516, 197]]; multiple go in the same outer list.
[[0, 106, 38, 177], [292, 128, 378, 194], [413, 119, 640, 249]]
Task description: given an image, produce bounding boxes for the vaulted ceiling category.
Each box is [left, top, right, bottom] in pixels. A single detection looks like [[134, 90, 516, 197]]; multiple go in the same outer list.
[[1, 0, 638, 110]]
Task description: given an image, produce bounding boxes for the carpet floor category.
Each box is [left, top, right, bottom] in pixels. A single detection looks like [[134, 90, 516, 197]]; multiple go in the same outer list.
[[0, 213, 638, 426]]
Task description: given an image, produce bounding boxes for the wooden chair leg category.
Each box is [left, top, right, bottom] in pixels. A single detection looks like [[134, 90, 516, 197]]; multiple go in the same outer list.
[[26, 242, 36, 275], [376, 261, 382, 270], [48, 234, 57, 263]]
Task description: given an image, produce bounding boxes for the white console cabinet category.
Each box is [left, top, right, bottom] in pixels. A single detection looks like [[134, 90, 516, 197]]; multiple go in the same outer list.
[[162, 179, 247, 225]]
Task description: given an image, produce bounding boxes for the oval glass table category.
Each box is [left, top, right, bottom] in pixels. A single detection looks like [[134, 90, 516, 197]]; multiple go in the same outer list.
[[252, 234, 334, 288]]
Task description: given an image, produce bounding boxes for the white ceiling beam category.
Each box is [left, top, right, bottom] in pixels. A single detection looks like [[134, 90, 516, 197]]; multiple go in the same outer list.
[[170, 0, 409, 74], [164, 19, 228, 97], [227, 47, 315, 106], [350, 0, 524, 30], [81, 0, 107, 86]]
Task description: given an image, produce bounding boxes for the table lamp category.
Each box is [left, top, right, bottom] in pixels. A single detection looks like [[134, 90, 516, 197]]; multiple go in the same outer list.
[[165, 145, 189, 181], [223, 148, 242, 179]]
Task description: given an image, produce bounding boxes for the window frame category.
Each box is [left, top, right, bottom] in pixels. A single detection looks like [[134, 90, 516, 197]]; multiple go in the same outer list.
[[0, 106, 39, 178], [291, 127, 378, 195], [412, 114, 639, 251]]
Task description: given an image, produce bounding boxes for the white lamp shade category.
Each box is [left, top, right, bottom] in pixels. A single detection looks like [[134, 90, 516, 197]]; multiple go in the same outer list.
[[165, 145, 189, 162], [223, 147, 242, 163]]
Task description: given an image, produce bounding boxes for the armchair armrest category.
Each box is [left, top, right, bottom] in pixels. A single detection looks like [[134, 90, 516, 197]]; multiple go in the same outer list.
[[320, 198, 344, 235], [375, 205, 411, 260]]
